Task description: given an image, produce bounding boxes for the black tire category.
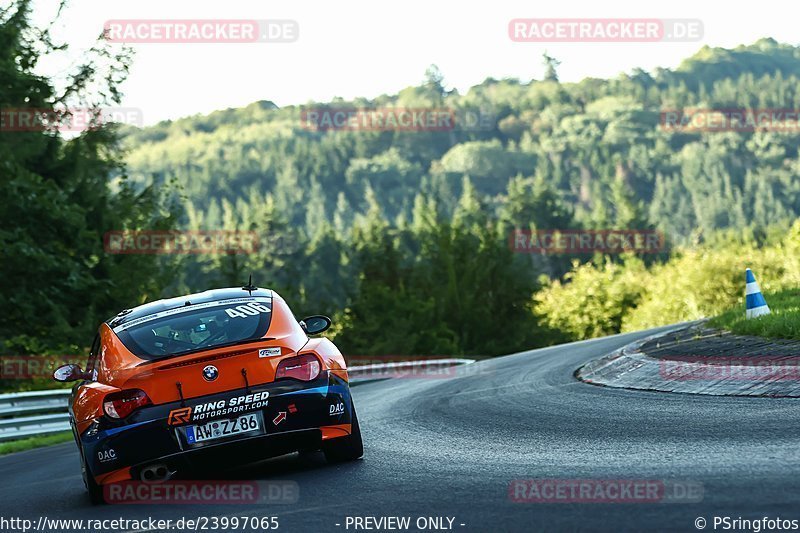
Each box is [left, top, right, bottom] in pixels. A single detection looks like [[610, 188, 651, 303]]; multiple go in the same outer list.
[[80, 447, 105, 505], [323, 404, 364, 463]]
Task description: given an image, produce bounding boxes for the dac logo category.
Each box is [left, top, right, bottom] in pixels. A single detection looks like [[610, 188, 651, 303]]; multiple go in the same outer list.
[[167, 407, 193, 426], [329, 402, 345, 416], [97, 449, 117, 463]]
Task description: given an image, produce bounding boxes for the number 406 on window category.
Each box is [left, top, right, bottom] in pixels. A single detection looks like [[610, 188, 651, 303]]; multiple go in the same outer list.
[[225, 301, 270, 319]]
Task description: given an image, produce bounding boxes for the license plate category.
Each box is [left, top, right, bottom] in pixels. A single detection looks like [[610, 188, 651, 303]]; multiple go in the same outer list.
[[185, 413, 261, 444]]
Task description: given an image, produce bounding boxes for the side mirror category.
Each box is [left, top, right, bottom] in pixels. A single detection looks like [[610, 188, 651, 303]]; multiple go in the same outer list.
[[53, 364, 87, 383], [300, 315, 332, 335]]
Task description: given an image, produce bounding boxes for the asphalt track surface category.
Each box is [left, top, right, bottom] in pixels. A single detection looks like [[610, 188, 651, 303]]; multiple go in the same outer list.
[[2, 325, 800, 532]]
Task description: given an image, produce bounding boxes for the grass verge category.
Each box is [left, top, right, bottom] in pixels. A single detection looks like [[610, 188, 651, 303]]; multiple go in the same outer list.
[[708, 288, 800, 340], [0, 431, 72, 456]]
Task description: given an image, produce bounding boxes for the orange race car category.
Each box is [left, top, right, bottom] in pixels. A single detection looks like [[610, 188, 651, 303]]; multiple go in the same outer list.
[[53, 284, 363, 504]]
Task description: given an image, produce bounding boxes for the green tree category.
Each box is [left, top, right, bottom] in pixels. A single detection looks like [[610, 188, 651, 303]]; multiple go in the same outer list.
[[0, 0, 179, 356], [542, 52, 561, 82]]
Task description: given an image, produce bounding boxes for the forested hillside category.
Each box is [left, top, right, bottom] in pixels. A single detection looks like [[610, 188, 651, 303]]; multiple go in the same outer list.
[[0, 0, 178, 359], [5, 0, 800, 368], [124, 38, 800, 245], [112, 38, 800, 355]]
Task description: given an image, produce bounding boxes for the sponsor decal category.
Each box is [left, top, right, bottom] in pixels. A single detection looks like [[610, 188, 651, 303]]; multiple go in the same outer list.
[[225, 301, 271, 319], [287, 403, 297, 414], [202, 365, 219, 382], [167, 391, 270, 425], [259, 347, 282, 358], [329, 402, 345, 416], [112, 297, 271, 333], [97, 449, 117, 463], [168, 407, 193, 425], [273, 411, 287, 425]]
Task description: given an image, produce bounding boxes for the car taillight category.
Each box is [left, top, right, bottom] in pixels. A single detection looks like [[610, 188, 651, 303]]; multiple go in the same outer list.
[[103, 389, 152, 419], [275, 353, 321, 381]]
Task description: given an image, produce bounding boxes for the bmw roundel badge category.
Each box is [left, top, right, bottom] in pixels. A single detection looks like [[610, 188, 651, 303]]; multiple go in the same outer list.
[[202, 365, 219, 382]]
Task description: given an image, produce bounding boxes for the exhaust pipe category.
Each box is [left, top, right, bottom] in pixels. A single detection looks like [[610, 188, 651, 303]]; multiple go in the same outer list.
[[140, 463, 174, 481]]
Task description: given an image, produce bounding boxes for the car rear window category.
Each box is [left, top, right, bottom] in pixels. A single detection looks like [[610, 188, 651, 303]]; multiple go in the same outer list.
[[112, 297, 273, 360]]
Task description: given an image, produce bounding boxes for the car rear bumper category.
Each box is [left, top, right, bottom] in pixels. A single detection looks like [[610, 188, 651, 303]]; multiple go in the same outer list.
[[79, 371, 353, 483]]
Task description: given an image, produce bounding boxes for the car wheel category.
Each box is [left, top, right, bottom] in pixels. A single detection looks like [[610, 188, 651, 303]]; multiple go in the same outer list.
[[80, 446, 105, 505], [323, 403, 364, 463]]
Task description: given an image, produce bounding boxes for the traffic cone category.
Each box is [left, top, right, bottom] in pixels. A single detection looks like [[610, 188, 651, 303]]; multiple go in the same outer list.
[[745, 268, 771, 319]]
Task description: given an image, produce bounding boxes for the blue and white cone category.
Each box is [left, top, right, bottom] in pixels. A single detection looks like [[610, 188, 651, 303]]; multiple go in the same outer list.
[[745, 268, 771, 319]]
